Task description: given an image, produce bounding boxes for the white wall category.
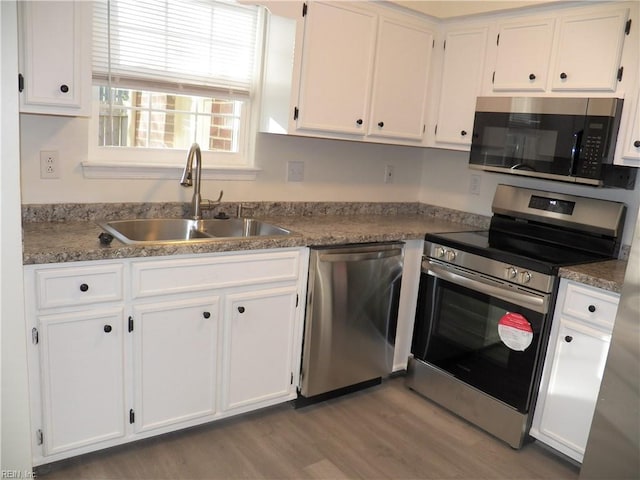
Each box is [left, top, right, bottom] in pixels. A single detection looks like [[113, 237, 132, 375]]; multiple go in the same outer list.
[[19, 115, 424, 204], [419, 148, 640, 247], [1, 0, 32, 473]]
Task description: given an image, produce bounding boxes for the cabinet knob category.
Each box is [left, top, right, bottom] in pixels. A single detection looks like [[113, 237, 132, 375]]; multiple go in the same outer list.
[[564, 335, 573, 343], [634, 140, 640, 148], [79, 283, 89, 292], [356, 118, 363, 126], [203, 312, 210, 319], [60, 84, 69, 93], [588, 304, 596, 313], [104, 325, 112, 333], [560, 72, 567, 80], [460, 130, 467, 136], [237, 306, 245, 314], [377, 121, 384, 128], [529, 73, 536, 80]]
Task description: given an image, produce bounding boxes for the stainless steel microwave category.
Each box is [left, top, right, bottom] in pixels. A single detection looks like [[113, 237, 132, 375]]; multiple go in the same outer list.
[[468, 97, 636, 189]]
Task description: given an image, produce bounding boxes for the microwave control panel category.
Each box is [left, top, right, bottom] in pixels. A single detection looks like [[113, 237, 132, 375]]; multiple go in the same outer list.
[[576, 118, 611, 178]]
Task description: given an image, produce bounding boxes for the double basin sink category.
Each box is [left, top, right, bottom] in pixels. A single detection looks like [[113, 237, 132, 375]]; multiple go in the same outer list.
[[98, 218, 291, 245]]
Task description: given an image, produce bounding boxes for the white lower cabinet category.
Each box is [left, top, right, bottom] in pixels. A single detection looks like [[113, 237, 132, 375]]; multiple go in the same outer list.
[[132, 297, 220, 433], [38, 308, 127, 456], [222, 287, 298, 411], [531, 279, 619, 462], [24, 248, 308, 466]]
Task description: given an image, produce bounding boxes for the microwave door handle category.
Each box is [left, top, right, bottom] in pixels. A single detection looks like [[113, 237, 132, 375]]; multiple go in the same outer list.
[[570, 130, 584, 174]]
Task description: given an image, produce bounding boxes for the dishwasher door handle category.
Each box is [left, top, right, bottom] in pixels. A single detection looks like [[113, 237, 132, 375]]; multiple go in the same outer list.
[[318, 248, 403, 263]]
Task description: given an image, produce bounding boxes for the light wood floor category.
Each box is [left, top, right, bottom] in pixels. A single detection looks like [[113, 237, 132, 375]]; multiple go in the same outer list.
[[38, 376, 579, 479]]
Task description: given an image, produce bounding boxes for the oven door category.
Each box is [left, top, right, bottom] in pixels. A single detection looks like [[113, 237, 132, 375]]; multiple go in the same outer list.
[[411, 260, 551, 413]]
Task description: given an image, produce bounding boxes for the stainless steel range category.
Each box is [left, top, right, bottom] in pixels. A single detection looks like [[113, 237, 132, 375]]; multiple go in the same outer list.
[[406, 184, 626, 448]]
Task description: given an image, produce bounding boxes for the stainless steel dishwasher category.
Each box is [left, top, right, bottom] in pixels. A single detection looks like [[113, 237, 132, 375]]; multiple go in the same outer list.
[[298, 242, 404, 402]]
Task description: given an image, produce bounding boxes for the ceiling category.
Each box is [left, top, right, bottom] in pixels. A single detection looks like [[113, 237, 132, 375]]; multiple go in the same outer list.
[[391, 1, 560, 19]]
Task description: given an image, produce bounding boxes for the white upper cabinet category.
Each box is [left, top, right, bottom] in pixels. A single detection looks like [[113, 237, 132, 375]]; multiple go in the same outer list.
[[296, 2, 377, 135], [434, 26, 489, 148], [617, 88, 640, 166], [550, 9, 629, 91], [491, 4, 632, 94], [367, 17, 433, 140], [492, 18, 555, 92], [262, 1, 435, 146], [18, 0, 91, 116]]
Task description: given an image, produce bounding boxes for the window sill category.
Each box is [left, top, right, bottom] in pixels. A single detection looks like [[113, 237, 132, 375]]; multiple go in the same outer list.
[[81, 162, 260, 180]]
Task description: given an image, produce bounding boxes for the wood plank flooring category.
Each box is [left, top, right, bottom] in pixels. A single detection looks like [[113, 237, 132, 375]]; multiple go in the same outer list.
[[37, 377, 579, 479]]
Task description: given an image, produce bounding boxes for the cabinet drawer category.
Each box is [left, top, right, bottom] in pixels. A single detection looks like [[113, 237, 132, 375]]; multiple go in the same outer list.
[[35, 264, 124, 309], [562, 282, 619, 330], [131, 250, 300, 298]]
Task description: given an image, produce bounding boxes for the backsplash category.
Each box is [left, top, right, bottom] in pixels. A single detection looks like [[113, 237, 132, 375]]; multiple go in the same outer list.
[[21, 201, 490, 227]]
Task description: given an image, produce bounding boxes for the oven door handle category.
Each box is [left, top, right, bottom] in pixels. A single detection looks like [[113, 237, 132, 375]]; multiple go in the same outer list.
[[427, 262, 548, 314]]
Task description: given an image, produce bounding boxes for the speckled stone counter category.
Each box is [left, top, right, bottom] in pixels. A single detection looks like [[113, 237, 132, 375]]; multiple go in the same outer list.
[[21, 201, 628, 293], [21, 202, 488, 265], [559, 260, 627, 293]]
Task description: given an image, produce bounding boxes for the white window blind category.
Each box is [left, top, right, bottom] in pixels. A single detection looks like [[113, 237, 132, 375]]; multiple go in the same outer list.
[[92, 0, 260, 96]]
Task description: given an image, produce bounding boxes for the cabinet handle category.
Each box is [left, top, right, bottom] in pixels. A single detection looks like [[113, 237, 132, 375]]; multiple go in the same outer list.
[[237, 306, 245, 314], [529, 73, 536, 80], [634, 140, 640, 148], [356, 119, 363, 126], [588, 304, 596, 313], [460, 130, 467, 136], [560, 72, 567, 80], [203, 311, 210, 319], [79, 283, 89, 292], [104, 325, 112, 333], [377, 121, 384, 128], [564, 335, 573, 343], [60, 84, 69, 93]]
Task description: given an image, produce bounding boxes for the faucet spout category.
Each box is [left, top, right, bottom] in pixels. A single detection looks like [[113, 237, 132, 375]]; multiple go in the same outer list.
[[181, 143, 203, 219]]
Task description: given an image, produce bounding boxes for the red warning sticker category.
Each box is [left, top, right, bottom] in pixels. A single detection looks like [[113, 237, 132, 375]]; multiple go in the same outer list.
[[498, 312, 533, 351]]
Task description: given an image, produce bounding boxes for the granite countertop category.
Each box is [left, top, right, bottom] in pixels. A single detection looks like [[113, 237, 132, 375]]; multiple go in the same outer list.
[[21, 201, 626, 293], [21, 214, 480, 265], [559, 259, 627, 294]]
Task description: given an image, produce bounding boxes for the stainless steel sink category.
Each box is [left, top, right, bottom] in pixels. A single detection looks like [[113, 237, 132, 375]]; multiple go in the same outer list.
[[97, 218, 291, 244]]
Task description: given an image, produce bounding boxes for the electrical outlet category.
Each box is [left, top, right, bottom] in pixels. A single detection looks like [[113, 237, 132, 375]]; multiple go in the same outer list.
[[384, 165, 395, 184], [40, 150, 59, 179], [469, 174, 481, 195], [287, 161, 304, 182]]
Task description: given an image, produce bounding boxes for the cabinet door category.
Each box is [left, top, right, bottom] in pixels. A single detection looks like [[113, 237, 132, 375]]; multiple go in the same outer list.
[[39, 308, 126, 455], [550, 9, 628, 91], [618, 88, 640, 164], [296, 1, 377, 134], [435, 26, 488, 147], [222, 287, 298, 411], [367, 17, 433, 140], [537, 317, 611, 462], [133, 297, 219, 433], [18, 1, 91, 116], [493, 18, 555, 91]]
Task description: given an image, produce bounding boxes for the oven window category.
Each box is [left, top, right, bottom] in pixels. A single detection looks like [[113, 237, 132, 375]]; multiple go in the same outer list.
[[415, 274, 546, 412]]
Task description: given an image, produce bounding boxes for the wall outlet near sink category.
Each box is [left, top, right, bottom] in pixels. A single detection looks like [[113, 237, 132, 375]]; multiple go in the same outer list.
[[40, 150, 59, 179], [287, 161, 304, 182]]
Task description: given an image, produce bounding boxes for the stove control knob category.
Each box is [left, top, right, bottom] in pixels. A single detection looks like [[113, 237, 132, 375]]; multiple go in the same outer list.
[[446, 249, 457, 262], [506, 267, 518, 279], [434, 246, 446, 258], [520, 271, 532, 284]]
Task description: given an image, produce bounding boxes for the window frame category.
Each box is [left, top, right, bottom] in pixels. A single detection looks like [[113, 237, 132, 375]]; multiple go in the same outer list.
[[83, 0, 265, 180]]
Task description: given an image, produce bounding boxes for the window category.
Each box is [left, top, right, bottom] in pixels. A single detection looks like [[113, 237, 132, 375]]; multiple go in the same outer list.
[[87, 0, 263, 177]]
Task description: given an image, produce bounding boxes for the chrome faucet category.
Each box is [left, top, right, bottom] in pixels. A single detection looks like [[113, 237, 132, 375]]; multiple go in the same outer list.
[[180, 143, 223, 220]]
